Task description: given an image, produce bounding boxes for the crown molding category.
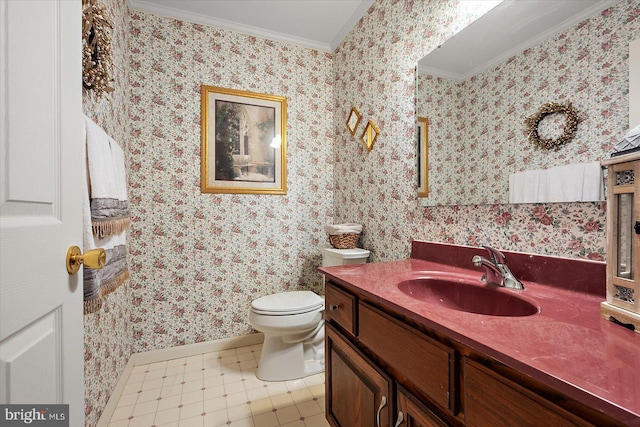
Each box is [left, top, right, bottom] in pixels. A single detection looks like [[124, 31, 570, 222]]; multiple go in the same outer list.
[[330, 0, 374, 51], [127, 0, 334, 52]]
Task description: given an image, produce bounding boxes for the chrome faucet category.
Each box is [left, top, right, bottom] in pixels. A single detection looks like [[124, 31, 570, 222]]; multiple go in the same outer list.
[[472, 246, 524, 290]]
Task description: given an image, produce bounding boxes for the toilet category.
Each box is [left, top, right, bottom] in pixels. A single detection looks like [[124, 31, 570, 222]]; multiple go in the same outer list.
[[249, 245, 370, 381]]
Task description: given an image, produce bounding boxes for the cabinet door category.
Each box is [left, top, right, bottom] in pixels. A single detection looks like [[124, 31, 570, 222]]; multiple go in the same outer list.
[[359, 302, 455, 412], [396, 386, 448, 427], [326, 324, 392, 427], [464, 358, 594, 427]]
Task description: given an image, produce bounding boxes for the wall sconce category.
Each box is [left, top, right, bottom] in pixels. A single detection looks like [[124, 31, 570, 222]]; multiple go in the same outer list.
[[360, 120, 379, 152]]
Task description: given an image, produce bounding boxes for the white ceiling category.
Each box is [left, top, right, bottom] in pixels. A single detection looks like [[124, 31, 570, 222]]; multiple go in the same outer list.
[[126, 0, 375, 52], [419, 0, 621, 81]]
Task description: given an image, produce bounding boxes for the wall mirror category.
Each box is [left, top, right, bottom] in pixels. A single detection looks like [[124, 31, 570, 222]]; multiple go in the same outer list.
[[416, 0, 623, 206]]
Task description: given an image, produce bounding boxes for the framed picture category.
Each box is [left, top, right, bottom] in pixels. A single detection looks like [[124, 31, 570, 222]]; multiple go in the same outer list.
[[201, 85, 287, 194], [360, 119, 380, 152], [417, 116, 429, 197], [346, 107, 361, 135]]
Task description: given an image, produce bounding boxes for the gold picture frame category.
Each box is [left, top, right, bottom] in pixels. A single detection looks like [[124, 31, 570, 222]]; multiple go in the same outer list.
[[360, 119, 379, 152], [201, 85, 287, 195], [417, 117, 429, 197], [346, 107, 361, 135]]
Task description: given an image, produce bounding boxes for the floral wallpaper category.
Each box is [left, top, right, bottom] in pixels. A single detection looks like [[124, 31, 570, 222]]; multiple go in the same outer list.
[[334, 0, 637, 263], [418, 2, 638, 206], [412, 201, 607, 261], [82, 0, 132, 425], [333, 0, 496, 261], [126, 12, 335, 352], [78, 0, 638, 425]]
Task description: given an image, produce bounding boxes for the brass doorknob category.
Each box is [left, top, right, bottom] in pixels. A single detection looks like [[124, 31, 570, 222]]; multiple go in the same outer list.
[[66, 246, 106, 274]]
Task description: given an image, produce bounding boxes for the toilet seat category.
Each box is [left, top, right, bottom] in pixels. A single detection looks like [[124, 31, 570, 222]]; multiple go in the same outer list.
[[251, 291, 324, 316]]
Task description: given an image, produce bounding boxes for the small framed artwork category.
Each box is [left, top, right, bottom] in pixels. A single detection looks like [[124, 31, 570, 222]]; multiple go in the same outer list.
[[417, 116, 429, 197], [201, 85, 287, 194], [346, 107, 361, 135], [360, 119, 379, 152]]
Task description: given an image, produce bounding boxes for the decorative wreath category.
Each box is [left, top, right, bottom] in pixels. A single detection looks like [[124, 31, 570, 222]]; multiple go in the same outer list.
[[82, 0, 115, 96], [525, 102, 579, 150]]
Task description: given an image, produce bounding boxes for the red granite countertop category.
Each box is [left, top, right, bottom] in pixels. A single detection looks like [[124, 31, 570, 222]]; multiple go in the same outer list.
[[319, 241, 639, 425]]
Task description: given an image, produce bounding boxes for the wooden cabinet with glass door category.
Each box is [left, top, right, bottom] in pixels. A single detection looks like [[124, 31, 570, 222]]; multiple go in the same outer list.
[[601, 151, 640, 332]]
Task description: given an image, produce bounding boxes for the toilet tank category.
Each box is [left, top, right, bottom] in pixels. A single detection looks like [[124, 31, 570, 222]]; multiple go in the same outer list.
[[319, 244, 370, 267]]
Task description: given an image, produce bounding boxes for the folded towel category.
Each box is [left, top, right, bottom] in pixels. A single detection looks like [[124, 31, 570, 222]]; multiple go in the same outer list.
[[82, 141, 101, 313], [544, 163, 584, 202], [85, 115, 130, 237], [83, 116, 130, 314], [541, 162, 604, 203], [325, 223, 363, 235], [508, 169, 540, 203], [581, 161, 604, 201]]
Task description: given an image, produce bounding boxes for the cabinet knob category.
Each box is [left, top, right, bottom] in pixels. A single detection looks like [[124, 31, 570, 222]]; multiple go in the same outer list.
[[635, 221, 640, 235], [329, 304, 339, 311]]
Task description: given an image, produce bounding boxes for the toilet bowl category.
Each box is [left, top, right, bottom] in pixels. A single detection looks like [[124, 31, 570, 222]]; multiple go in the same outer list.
[[249, 245, 370, 381], [249, 291, 325, 381]]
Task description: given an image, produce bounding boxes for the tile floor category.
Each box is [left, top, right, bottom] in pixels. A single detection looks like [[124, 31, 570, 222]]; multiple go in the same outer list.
[[107, 343, 330, 427]]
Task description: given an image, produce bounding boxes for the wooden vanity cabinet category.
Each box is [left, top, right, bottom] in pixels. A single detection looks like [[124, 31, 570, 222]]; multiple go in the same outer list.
[[358, 302, 455, 412], [324, 280, 625, 427], [463, 358, 593, 427], [326, 324, 392, 427], [397, 385, 449, 427], [325, 282, 357, 336], [325, 281, 457, 427]]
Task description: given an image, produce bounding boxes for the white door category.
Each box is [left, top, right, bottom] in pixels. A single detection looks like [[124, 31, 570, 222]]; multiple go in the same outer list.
[[0, 0, 84, 425]]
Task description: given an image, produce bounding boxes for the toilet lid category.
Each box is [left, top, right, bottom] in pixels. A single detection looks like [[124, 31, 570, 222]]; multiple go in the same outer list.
[[251, 291, 324, 315]]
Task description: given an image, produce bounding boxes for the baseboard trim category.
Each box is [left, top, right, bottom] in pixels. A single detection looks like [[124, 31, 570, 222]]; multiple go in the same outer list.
[[96, 333, 264, 427]]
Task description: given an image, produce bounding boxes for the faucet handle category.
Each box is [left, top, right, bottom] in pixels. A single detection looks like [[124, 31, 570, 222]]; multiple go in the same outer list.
[[472, 255, 487, 267], [483, 245, 506, 265]]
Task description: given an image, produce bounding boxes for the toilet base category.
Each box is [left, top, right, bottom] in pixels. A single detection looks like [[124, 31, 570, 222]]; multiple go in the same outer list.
[[256, 332, 325, 382]]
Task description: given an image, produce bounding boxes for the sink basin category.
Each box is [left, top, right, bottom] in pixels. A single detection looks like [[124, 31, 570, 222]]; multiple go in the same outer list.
[[397, 276, 539, 317]]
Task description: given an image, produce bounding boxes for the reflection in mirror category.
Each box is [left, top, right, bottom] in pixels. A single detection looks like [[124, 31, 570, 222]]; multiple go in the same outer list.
[[417, 117, 429, 197], [416, 0, 630, 206]]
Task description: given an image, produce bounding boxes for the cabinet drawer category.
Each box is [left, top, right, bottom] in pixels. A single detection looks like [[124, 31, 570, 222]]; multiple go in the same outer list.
[[464, 358, 593, 427], [359, 302, 455, 412], [325, 282, 356, 335]]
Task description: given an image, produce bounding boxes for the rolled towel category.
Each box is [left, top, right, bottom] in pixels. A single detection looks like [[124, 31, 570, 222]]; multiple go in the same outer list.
[[325, 223, 363, 235]]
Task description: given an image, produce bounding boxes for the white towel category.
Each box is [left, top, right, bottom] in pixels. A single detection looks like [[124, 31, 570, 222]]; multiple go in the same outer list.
[[85, 116, 118, 200], [82, 115, 130, 314], [581, 161, 604, 201], [537, 168, 549, 202], [325, 223, 363, 235], [508, 169, 540, 203], [542, 162, 604, 202], [544, 163, 584, 202], [509, 162, 603, 203], [84, 115, 130, 237]]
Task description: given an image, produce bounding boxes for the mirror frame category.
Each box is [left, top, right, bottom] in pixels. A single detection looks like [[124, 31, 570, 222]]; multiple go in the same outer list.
[[417, 117, 429, 197]]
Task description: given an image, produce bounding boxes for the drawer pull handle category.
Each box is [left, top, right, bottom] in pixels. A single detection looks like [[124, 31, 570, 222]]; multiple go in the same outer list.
[[394, 411, 404, 427], [376, 395, 387, 427], [329, 304, 339, 311]]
